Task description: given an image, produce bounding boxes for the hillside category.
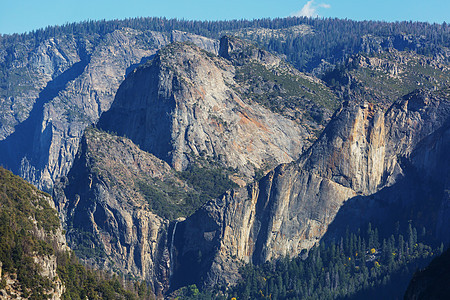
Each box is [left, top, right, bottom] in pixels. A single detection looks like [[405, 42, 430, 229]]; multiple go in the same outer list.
[[0, 167, 152, 299]]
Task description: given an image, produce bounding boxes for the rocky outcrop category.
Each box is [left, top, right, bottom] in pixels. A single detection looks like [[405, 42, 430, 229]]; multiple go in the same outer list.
[[53, 128, 179, 294], [173, 87, 450, 288], [0, 28, 218, 191], [223, 25, 314, 43], [219, 35, 338, 136], [98, 41, 310, 181], [170, 30, 219, 54], [323, 48, 450, 106]]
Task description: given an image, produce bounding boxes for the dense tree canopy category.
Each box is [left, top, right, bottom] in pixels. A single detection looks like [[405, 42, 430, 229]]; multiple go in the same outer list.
[[1, 17, 449, 72]]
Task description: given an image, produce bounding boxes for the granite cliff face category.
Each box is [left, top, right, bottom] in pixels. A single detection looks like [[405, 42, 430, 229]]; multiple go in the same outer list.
[[54, 38, 336, 293], [0, 28, 218, 191], [173, 87, 450, 288], [53, 128, 178, 295], [53, 126, 238, 295], [98, 40, 319, 182]]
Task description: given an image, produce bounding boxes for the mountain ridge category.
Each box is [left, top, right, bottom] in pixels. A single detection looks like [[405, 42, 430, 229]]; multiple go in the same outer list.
[[0, 16, 449, 298]]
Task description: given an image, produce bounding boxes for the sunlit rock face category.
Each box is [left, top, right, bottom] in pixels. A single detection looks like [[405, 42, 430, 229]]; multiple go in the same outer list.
[[174, 89, 450, 288]]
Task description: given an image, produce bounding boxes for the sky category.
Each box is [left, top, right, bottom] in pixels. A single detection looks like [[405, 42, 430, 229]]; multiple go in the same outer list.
[[0, 0, 449, 35]]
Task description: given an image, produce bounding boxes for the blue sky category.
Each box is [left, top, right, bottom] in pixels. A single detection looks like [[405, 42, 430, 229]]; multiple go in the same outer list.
[[1, 0, 448, 35]]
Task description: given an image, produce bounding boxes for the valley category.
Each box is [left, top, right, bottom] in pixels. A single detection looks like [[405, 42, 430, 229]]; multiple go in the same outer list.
[[0, 16, 449, 299]]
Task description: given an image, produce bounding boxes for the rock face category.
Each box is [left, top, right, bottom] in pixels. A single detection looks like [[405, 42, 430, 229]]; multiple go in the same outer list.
[[54, 126, 237, 294], [98, 41, 311, 181], [173, 87, 450, 288], [53, 128, 176, 295], [0, 28, 218, 191], [54, 38, 334, 293]]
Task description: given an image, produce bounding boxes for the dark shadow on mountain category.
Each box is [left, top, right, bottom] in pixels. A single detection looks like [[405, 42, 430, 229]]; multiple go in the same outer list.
[[404, 246, 450, 299], [323, 121, 450, 246], [0, 56, 90, 175], [323, 174, 444, 247], [125, 55, 155, 76], [97, 60, 174, 164], [168, 205, 220, 292], [327, 171, 448, 299], [338, 256, 432, 300], [323, 123, 450, 299]]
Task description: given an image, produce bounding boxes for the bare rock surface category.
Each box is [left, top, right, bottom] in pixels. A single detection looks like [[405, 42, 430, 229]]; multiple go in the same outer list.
[[53, 128, 180, 294], [174, 88, 450, 288], [98, 41, 310, 182], [0, 29, 218, 191]]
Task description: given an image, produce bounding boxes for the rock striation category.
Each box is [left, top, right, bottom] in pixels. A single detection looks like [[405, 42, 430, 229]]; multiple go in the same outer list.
[[173, 87, 450, 288]]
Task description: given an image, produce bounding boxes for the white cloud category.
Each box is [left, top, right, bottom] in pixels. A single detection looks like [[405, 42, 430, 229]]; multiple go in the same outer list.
[[291, 0, 331, 18], [319, 3, 331, 9]]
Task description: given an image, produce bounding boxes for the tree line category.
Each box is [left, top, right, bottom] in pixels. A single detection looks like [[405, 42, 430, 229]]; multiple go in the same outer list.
[[173, 222, 445, 299], [1, 17, 448, 72]]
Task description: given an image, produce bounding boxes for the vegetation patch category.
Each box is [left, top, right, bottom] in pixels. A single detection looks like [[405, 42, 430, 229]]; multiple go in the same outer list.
[[0, 167, 59, 298], [57, 252, 154, 300], [323, 51, 450, 105], [236, 62, 338, 113], [0, 167, 154, 299], [138, 163, 238, 220], [184, 222, 443, 299], [226, 222, 442, 300]]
